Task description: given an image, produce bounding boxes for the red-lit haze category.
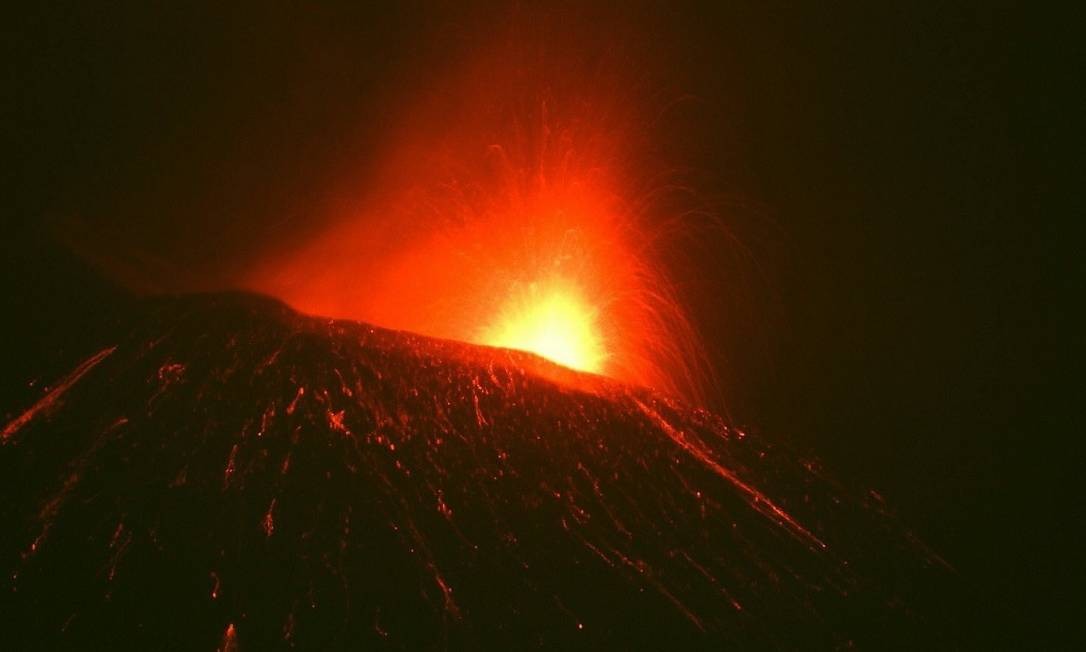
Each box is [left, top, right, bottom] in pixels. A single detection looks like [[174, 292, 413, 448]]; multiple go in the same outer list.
[[247, 24, 710, 403]]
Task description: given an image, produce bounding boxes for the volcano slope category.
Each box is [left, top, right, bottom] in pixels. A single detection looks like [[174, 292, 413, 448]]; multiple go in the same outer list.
[[1, 292, 966, 649]]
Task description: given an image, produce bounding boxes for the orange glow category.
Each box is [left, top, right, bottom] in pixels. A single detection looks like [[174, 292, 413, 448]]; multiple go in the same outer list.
[[246, 14, 712, 403]]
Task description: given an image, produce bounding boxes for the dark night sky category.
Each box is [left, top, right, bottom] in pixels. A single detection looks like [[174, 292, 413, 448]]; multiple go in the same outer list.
[[7, 1, 1074, 643]]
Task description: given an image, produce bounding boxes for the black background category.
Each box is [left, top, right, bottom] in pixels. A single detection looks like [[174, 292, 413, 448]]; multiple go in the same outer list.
[[7, 2, 1074, 645]]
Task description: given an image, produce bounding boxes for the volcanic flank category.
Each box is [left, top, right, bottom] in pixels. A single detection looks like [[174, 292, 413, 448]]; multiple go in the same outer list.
[[2, 292, 965, 649]]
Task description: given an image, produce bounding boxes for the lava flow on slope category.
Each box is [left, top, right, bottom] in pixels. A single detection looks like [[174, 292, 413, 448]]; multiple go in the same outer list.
[[1, 292, 966, 649]]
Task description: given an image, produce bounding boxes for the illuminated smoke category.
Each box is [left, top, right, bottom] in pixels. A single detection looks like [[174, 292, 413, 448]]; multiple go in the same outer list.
[[247, 12, 714, 404]]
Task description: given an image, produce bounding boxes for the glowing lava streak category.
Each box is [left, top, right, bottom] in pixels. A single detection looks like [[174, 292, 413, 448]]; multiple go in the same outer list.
[[477, 281, 605, 373]]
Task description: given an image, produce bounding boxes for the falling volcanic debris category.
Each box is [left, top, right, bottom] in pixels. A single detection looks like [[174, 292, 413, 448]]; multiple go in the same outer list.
[[1, 292, 967, 649]]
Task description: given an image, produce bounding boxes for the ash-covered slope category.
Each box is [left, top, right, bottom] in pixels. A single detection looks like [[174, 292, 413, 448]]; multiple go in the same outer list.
[[1, 293, 962, 649]]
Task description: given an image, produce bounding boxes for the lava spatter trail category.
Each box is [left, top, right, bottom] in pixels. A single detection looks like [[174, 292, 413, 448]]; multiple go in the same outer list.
[[1, 293, 962, 649]]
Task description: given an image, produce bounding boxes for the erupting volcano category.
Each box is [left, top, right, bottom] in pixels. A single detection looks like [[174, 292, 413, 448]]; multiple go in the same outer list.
[[6, 3, 1025, 649]]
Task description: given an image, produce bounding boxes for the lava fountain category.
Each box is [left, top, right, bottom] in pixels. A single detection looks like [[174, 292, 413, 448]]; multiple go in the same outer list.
[[246, 16, 713, 404]]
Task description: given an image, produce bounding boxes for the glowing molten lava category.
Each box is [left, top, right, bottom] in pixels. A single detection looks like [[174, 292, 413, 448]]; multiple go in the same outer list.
[[477, 281, 605, 373]]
